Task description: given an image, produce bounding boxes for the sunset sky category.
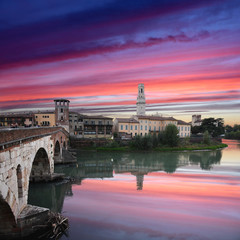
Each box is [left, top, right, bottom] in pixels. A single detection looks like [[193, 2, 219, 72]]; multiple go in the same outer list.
[[0, 0, 239, 125]]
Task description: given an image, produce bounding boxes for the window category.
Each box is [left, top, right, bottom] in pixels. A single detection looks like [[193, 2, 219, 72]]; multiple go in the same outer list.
[[145, 120, 147, 123], [99, 120, 102, 125], [181, 126, 183, 131], [188, 127, 190, 131], [61, 108, 63, 113], [141, 125, 143, 130], [125, 125, 128, 130], [135, 125, 137, 130], [91, 121, 95, 125], [131, 125, 133, 130], [121, 125, 123, 130], [185, 127, 187, 131], [145, 126, 147, 130], [149, 126, 151, 131], [154, 126, 156, 131]]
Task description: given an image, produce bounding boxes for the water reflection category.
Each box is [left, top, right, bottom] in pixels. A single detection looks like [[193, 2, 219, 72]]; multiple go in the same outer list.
[[64, 150, 222, 190], [28, 181, 73, 212], [27, 141, 240, 240], [29, 149, 223, 212]]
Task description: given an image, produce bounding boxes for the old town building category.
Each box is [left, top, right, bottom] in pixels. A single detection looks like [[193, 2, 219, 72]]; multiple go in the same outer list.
[[114, 118, 140, 138], [34, 112, 56, 127], [69, 113, 113, 139], [177, 120, 191, 137], [0, 113, 34, 127]]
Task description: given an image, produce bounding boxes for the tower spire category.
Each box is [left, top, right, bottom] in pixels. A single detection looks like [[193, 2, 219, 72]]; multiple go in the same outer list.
[[136, 83, 146, 115]]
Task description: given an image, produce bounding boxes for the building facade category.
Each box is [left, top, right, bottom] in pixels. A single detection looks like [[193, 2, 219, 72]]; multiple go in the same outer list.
[[0, 113, 34, 127], [114, 118, 140, 138], [34, 112, 55, 127], [137, 115, 178, 136], [69, 112, 84, 137], [69, 113, 113, 139], [136, 83, 146, 116], [177, 120, 191, 137], [114, 115, 181, 137]]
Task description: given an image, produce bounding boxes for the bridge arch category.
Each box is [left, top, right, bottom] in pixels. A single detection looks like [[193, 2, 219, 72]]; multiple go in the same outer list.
[[30, 147, 51, 182], [0, 197, 17, 236], [54, 140, 61, 162]]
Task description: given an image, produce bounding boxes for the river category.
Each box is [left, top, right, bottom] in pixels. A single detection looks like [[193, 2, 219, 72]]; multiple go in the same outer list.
[[28, 139, 240, 240]]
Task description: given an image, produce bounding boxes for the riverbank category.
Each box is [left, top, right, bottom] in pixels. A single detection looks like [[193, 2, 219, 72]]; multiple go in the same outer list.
[[95, 143, 228, 152]]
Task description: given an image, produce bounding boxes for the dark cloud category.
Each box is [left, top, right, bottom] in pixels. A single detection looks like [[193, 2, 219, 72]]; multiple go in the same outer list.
[[0, 0, 221, 68]]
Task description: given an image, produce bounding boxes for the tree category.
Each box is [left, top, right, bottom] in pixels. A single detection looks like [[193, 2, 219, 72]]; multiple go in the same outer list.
[[164, 124, 179, 147], [201, 118, 224, 137], [203, 130, 210, 145]]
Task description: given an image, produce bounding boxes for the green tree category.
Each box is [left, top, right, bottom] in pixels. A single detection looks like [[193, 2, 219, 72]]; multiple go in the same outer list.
[[203, 130, 210, 145], [201, 118, 224, 137], [164, 124, 179, 147]]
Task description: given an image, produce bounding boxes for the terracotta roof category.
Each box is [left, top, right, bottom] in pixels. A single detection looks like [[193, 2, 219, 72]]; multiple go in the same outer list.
[[34, 112, 55, 114], [83, 115, 113, 120], [137, 115, 177, 121], [116, 118, 139, 123], [177, 120, 191, 125]]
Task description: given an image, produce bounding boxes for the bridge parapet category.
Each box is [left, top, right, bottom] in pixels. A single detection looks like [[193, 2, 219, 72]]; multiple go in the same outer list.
[[0, 127, 68, 151]]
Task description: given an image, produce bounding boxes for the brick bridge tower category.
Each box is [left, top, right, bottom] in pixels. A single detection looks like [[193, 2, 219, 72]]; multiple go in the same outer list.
[[54, 99, 70, 132], [136, 83, 146, 115]]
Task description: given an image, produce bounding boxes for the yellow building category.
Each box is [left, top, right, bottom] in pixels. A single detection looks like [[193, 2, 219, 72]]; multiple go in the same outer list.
[[114, 118, 140, 138], [137, 116, 178, 136], [114, 115, 189, 138], [34, 112, 56, 127], [177, 120, 191, 137]]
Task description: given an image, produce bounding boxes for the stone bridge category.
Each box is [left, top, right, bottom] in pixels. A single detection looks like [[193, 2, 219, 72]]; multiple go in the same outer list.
[[0, 127, 72, 238]]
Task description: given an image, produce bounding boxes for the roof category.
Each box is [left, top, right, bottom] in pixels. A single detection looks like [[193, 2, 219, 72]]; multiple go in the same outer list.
[[177, 120, 191, 126], [0, 113, 34, 118], [34, 111, 55, 115], [83, 115, 113, 120], [116, 118, 139, 123], [137, 115, 177, 121], [54, 99, 70, 102]]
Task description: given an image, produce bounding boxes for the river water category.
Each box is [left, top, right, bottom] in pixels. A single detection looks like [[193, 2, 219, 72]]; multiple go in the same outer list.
[[28, 139, 240, 240]]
